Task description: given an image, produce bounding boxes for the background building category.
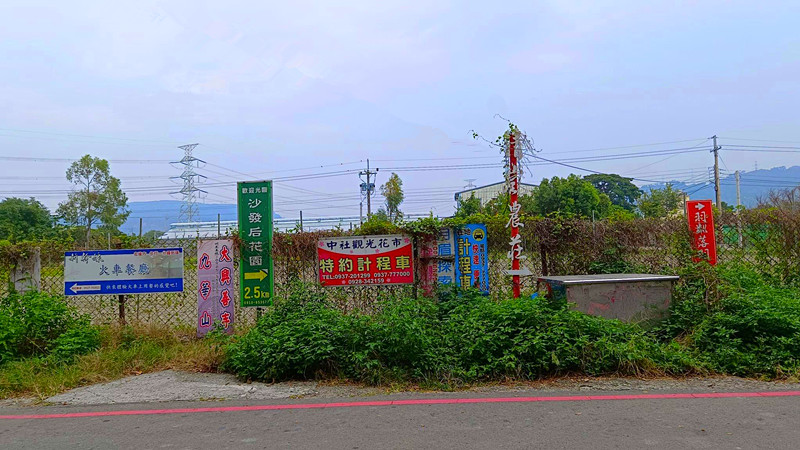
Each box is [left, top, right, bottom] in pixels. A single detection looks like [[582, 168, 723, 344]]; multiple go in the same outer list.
[[454, 181, 537, 205]]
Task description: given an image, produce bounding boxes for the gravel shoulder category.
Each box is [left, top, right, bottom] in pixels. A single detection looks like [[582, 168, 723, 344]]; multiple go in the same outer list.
[[0, 371, 791, 407]]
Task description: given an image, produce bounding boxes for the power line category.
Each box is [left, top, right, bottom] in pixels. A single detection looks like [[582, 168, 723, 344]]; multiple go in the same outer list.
[[722, 144, 800, 149], [626, 139, 711, 174], [525, 138, 709, 155], [527, 153, 666, 184], [204, 159, 364, 177], [0, 133, 179, 148], [0, 155, 171, 163], [724, 148, 800, 153], [0, 127, 183, 144], [719, 137, 800, 145]]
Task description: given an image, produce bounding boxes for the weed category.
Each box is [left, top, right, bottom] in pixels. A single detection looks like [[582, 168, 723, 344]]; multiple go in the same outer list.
[[0, 324, 228, 400]]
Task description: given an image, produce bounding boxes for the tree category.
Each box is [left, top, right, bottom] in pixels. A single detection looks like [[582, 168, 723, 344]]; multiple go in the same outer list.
[[57, 155, 129, 244], [455, 193, 482, 218], [380, 172, 404, 222], [583, 174, 642, 211], [637, 184, 684, 218], [372, 208, 390, 222], [525, 175, 612, 218], [142, 230, 164, 241], [483, 191, 510, 216], [759, 186, 800, 212], [0, 197, 52, 242]]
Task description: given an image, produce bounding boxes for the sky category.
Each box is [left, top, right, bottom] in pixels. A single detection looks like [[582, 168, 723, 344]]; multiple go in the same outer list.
[[1, 0, 799, 220]]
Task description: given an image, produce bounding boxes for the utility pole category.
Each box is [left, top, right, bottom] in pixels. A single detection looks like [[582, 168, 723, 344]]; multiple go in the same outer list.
[[712, 135, 721, 210], [735, 170, 741, 207], [735, 170, 743, 247], [359, 159, 378, 218]]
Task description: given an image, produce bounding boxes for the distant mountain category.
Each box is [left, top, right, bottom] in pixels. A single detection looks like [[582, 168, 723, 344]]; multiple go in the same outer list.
[[642, 165, 800, 208], [120, 201, 281, 235]]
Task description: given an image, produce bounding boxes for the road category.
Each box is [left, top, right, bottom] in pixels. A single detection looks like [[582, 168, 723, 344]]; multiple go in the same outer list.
[[1, 390, 799, 449]]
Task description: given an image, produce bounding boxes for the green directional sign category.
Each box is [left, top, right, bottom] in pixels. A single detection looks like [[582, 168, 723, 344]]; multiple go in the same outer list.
[[237, 180, 274, 307]]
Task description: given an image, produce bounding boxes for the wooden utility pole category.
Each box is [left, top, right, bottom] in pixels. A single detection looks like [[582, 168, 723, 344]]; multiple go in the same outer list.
[[713, 135, 721, 210]]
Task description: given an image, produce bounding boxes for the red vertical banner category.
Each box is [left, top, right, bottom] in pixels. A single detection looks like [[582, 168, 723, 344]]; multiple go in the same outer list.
[[687, 200, 718, 265], [507, 131, 522, 298]]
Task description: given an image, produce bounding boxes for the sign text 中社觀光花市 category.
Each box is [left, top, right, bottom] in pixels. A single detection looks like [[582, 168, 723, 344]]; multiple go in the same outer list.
[[317, 235, 414, 286]]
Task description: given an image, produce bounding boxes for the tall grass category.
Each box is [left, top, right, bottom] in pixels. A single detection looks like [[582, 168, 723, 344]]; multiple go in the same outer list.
[[0, 325, 228, 400]]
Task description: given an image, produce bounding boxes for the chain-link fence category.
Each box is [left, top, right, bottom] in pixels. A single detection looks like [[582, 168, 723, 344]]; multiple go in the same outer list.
[[3, 208, 798, 328]]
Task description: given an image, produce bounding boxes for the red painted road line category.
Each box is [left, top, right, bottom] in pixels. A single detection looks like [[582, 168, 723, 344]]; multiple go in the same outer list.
[[1, 391, 799, 420]]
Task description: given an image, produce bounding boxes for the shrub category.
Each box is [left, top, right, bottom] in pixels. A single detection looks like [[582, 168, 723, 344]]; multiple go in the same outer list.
[[690, 265, 800, 376], [0, 291, 100, 364], [442, 293, 695, 380], [225, 286, 699, 385], [227, 263, 800, 385]]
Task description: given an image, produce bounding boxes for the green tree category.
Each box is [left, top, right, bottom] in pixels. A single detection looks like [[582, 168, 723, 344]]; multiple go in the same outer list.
[[637, 184, 684, 218], [455, 193, 482, 218], [380, 172, 404, 222], [56, 155, 129, 244], [583, 174, 642, 211], [358, 208, 397, 235], [372, 208, 390, 222], [483, 191, 510, 216], [142, 230, 164, 241], [0, 197, 52, 242], [526, 174, 612, 218]]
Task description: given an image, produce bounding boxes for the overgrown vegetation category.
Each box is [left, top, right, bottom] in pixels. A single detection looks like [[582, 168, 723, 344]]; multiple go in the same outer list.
[[0, 291, 99, 365], [0, 290, 231, 399], [658, 264, 800, 377], [0, 324, 229, 399], [2, 260, 799, 399], [225, 263, 800, 386]]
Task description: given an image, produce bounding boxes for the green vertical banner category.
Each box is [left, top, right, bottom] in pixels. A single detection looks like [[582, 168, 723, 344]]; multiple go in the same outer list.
[[237, 180, 274, 307]]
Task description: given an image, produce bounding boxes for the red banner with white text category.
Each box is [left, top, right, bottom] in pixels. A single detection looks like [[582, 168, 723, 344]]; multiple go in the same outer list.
[[317, 235, 414, 286], [686, 200, 717, 265]]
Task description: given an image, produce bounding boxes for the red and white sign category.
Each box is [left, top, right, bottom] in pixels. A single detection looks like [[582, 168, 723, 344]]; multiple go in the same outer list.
[[317, 235, 414, 286], [197, 239, 235, 337], [506, 131, 524, 298], [687, 200, 717, 265]]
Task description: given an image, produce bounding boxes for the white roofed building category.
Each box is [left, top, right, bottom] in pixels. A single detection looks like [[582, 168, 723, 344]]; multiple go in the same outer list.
[[454, 181, 537, 206]]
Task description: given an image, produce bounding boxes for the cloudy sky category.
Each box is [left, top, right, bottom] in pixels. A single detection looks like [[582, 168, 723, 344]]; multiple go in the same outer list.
[[1, 1, 799, 218]]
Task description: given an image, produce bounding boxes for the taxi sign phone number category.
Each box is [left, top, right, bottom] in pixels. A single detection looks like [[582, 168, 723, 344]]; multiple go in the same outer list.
[[321, 271, 411, 285]]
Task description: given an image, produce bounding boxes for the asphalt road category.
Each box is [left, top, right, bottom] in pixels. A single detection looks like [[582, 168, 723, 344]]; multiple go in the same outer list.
[[1, 390, 799, 449]]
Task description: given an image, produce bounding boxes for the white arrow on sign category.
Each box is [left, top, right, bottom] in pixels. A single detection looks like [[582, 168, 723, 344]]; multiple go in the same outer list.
[[695, 202, 705, 210], [70, 283, 101, 293]]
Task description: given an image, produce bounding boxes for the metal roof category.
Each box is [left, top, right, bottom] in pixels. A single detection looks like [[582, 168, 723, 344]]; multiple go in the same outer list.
[[454, 180, 537, 201]]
